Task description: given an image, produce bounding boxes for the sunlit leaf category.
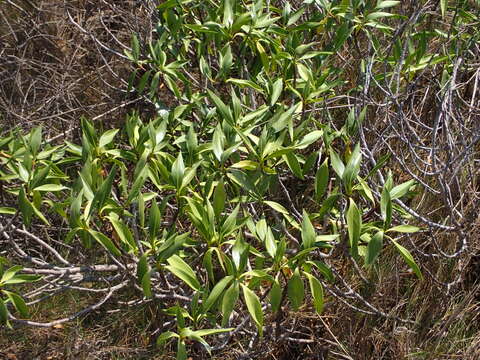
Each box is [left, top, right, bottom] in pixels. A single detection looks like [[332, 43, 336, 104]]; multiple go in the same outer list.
[[392, 240, 423, 279], [241, 284, 264, 336]]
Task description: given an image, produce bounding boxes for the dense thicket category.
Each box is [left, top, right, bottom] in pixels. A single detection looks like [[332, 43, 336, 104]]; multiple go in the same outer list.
[[1, 1, 479, 359]]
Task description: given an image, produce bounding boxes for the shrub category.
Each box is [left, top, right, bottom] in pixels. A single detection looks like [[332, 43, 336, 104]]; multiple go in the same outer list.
[[1, 0, 479, 358]]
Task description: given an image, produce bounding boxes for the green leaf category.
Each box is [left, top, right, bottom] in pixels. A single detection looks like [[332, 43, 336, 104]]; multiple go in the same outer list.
[[108, 217, 136, 252], [241, 284, 264, 336], [157, 233, 190, 263], [30, 201, 50, 226], [221, 281, 239, 327], [199, 56, 212, 80], [212, 125, 225, 162], [387, 225, 420, 233], [304, 273, 324, 314], [0, 265, 22, 284], [127, 166, 148, 204], [171, 152, 185, 190], [301, 210, 315, 250], [89, 165, 117, 217], [230, 160, 259, 171], [287, 6, 306, 26], [183, 328, 212, 353], [204, 275, 233, 312], [226, 79, 264, 93], [263, 201, 289, 215], [18, 187, 33, 226], [192, 328, 234, 337], [272, 103, 299, 133], [357, 177, 375, 204], [181, 165, 198, 192], [390, 179, 415, 200], [264, 228, 277, 259], [186, 125, 198, 155], [392, 240, 423, 280], [329, 148, 345, 179], [88, 230, 121, 256], [440, 0, 447, 18], [3, 290, 29, 318], [315, 159, 329, 201], [213, 180, 226, 218], [376, 1, 400, 9], [315, 234, 340, 242], [270, 279, 282, 313], [296, 130, 324, 150], [366, 11, 395, 21], [228, 169, 258, 196], [365, 231, 384, 266], [33, 184, 67, 192], [131, 34, 140, 61], [207, 90, 233, 125], [30, 164, 51, 189], [137, 254, 149, 285], [333, 22, 352, 50], [156, 331, 179, 347], [98, 129, 119, 148], [287, 268, 304, 311], [176, 339, 187, 360], [141, 270, 153, 298], [342, 143, 361, 193], [18, 162, 30, 183], [270, 78, 283, 106], [223, 0, 234, 26], [221, 205, 239, 236], [137, 70, 151, 93], [307, 260, 334, 282], [149, 200, 161, 240], [346, 198, 361, 259], [2, 274, 41, 285], [0, 207, 16, 215], [29, 126, 42, 156], [0, 299, 9, 326], [380, 186, 392, 228], [166, 255, 201, 291], [318, 193, 341, 219], [283, 152, 303, 179]]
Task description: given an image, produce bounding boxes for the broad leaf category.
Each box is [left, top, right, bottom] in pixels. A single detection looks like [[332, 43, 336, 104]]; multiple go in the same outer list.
[[301, 210, 316, 250], [346, 198, 361, 258], [365, 231, 384, 266], [392, 240, 423, 280], [241, 284, 264, 336], [166, 255, 201, 291], [304, 273, 324, 314], [287, 268, 304, 311]]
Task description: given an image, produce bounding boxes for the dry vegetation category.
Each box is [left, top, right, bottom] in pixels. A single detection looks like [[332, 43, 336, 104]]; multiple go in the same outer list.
[[1, 0, 479, 359]]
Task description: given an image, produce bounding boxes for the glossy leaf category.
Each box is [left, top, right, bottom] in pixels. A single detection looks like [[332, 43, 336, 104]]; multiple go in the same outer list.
[[221, 282, 239, 327], [346, 198, 361, 258], [365, 231, 384, 266], [204, 275, 233, 312], [287, 268, 304, 311], [171, 152, 185, 190], [241, 284, 264, 336], [315, 158, 329, 201], [392, 240, 423, 280], [304, 273, 324, 314], [301, 210, 316, 250], [387, 225, 420, 233], [166, 255, 201, 291]]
